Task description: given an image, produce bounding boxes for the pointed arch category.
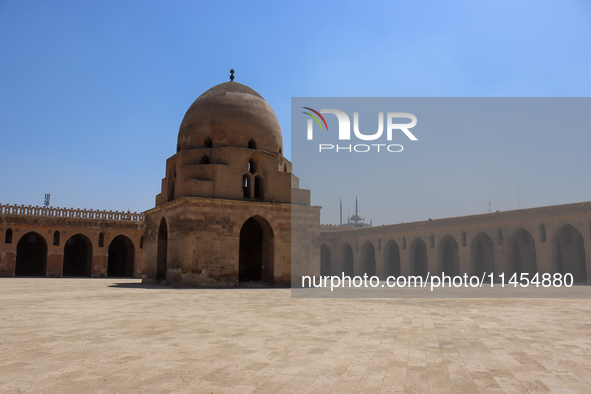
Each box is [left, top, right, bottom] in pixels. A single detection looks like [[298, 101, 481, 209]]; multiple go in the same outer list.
[[438, 235, 459, 276], [342, 243, 354, 277], [384, 240, 401, 278], [509, 228, 537, 277], [15, 232, 47, 276], [157, 217, 168, 281], [239, 216, 274, 283], [362, 242, 376, 277], [63, 234, 92, 277], [471, 232, 494, 278], [108, 235, 135, 277], [410, 238, 428, 279], [554, 224, 586, 283]]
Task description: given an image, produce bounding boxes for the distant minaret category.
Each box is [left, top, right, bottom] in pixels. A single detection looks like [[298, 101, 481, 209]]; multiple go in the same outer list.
[[355, 196, 358, 216], [340, 199, 342, 225]]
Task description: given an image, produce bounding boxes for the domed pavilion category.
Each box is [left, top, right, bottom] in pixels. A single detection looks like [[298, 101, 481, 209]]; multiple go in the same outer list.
[[141, 73, 320, 287]]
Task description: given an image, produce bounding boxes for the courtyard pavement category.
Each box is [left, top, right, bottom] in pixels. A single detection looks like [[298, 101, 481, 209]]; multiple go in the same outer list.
[[1, 278, 591, 393]]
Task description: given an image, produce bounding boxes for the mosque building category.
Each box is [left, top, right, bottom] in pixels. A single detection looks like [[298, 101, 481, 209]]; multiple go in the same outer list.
[[1, 72, 590, 286]]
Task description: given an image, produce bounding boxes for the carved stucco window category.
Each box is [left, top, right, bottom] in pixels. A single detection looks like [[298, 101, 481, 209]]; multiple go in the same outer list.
[[539, 224, 546, 243], [53, 231, 60, 246]]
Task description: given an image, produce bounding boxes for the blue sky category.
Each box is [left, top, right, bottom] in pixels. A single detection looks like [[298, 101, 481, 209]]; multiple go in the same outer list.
[[1, 1, 590, 220]]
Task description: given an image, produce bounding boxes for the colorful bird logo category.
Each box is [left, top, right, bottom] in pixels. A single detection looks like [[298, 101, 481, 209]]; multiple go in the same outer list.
[[302, 107, 329, 131]]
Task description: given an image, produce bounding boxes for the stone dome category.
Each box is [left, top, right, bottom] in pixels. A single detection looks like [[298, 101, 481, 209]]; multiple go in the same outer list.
[[349, 213, 363, 222], [177, 81, 283, 153]]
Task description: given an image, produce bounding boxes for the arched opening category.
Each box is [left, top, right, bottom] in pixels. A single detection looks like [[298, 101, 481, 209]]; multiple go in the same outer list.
[[385, 240, 400, 278], [439, 236, 459, 276], [98, 232, 104, 247], [248, 139, 256, 149], [320, 244, 332, 276], [108, 235, 135, 277], [140, 236, 143, 249], [204, 137, 212, 148], [200, 155, 210, 165], [471, 232, 494, 279], [157, 218, 167, 281], [15, 232, 47, 276], [53, 231, 60, 246], [254, 175, 264, 200], [5, 228, 13, 244], [509, 229, 537, 277], [243, 175, 251, 199], [555, 225, 587, 283], [363, 242, 376, 277], [411, 238, 428, 279], [63, 234, 92, 277], [248, 159, 257, 174], [343, 243, 354, 276], [539, 224, 546, 243], [239, 216, 274, 283], [283, 163, 287, 172], [279, 147, 282, 155]]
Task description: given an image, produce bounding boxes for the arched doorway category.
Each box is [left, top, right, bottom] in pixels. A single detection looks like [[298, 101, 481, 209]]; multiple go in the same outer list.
[[510, 229, 537, 276], [157, 218, 167, 281], [63, 234, 92, 277], [363, 242, 376, 277], [439, 235, 459, 276], [411, 238, 428, 279], [15, 232, 47, 276], [555, 225, 587, 283], [343, 243, 354, 276], [239, 216, 274, 283], [472, 232, 494, 279], [320, 244, 332, 276], [108, 235, 135, 277], [385, 240, 400, 277]]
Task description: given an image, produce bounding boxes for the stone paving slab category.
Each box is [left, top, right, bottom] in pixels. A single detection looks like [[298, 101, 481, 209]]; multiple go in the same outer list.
[[1, 279, 591, 393]]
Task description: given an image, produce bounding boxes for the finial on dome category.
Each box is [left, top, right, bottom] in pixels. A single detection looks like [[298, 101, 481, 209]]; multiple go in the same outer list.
[[230, 68, 235, 81]]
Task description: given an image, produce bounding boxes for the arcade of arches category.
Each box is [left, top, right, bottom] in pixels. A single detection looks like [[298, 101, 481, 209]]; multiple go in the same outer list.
[[0, 205, 144, 278], [319, 202, 591, 283]]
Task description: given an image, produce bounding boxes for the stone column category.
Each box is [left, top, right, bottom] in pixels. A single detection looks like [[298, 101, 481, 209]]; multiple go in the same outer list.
[[375, 248, 385, 279], [0, 244, 16, 277], [401, 248, 411, 276], [535, 241, 552, 275], [585, 238, 591, 284], [46, 251, 63, 277], [93, 252, 108, 278], [458, 247, 471, 276], [427, 248, 439, 276]]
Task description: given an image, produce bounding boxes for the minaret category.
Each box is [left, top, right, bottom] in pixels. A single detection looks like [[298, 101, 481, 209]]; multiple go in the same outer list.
[[356, 196, 358, 216], [340, 199, 342, 225]]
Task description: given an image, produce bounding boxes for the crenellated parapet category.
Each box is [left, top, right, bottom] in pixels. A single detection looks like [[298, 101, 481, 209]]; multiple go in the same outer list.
[[0, 203, 145, 225]]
